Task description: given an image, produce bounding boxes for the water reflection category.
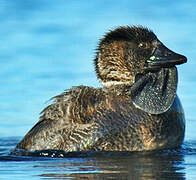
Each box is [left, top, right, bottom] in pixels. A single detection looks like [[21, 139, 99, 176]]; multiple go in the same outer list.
[[33, 151, 185, 179]]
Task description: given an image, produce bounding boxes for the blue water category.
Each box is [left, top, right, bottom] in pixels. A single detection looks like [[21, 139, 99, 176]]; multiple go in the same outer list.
[[0, 0, 196, 179]]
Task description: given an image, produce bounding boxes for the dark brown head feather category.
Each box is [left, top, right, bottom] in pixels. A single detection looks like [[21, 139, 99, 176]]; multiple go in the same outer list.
[[99, 26, 157, 45], [94, 26, 157, 85]]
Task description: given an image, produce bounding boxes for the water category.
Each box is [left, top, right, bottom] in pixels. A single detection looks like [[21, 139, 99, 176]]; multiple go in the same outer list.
[[0, 0, 196, 179]]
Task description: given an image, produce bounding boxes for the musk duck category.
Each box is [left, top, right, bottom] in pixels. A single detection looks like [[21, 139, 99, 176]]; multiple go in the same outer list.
[[15, 26, 187, 152]]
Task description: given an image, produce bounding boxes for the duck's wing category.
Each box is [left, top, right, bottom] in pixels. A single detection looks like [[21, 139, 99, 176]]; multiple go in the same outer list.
[[15, 90, 71, 151], [15, 86, 106, 151]]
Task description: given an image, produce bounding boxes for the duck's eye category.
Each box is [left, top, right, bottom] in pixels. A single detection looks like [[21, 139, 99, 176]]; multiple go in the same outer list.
[[138, 43, 148, 49], [138, 43, 144, 48]]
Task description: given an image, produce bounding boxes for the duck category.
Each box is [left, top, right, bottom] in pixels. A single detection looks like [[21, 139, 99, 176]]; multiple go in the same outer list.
[[14, 26, 187, 152]]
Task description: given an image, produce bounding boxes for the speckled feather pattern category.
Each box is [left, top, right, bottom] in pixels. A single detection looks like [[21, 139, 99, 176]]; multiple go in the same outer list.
[[15, 26, 186, 152], [95, 26, 156, 88], [16, 86, 185, 152]]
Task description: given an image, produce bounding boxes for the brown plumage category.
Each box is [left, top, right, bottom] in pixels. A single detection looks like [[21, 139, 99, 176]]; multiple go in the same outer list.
[[14, 26, 187, 152]]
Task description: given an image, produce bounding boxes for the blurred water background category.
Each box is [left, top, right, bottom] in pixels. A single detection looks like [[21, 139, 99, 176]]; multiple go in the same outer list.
[[0, 0, 196, 179]]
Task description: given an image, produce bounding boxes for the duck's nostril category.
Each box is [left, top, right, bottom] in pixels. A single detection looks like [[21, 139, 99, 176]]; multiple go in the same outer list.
[[150, 56, 156, 61], [145, 44, 187, 70], [147, 56, 156, 63]]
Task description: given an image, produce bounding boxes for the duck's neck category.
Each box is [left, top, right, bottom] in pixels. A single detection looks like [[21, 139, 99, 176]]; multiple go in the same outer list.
[[104, 85, 131, 96]]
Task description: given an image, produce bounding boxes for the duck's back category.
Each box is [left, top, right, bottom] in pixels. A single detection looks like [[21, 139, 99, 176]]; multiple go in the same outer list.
[[15, 86, 185, 152]]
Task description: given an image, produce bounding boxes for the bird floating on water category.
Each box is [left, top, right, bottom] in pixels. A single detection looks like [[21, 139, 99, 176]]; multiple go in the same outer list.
[[14, 25, 187, 152]]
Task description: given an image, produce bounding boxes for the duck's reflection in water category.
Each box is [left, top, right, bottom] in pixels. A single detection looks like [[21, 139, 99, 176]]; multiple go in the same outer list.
[[35, 151, 185, 180]]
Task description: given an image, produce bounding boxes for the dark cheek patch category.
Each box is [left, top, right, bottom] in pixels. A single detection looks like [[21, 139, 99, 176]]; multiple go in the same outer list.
[[130, 67, 177, 114]]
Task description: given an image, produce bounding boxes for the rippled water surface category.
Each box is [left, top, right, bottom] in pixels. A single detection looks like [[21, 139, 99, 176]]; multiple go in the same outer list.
[[1, 0, 196, 179]]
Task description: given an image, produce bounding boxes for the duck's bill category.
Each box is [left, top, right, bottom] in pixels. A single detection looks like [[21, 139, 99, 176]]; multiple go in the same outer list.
[[144, 44, 187, 71], [131, 44, 187, 114]]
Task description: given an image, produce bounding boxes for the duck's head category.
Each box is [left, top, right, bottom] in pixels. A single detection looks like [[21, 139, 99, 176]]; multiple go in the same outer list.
[[95, 26, 187, 114]]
